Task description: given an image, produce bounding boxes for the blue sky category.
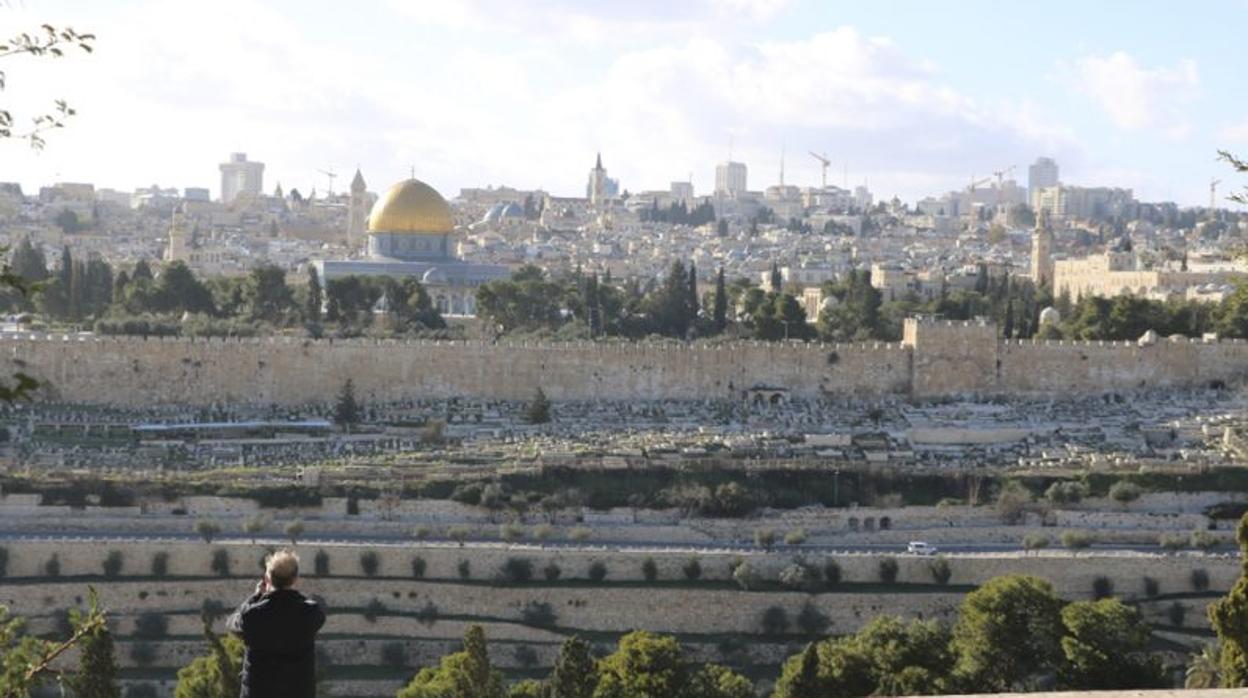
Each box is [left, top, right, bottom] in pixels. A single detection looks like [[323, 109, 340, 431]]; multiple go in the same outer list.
[[3, 0, 1245, 207]]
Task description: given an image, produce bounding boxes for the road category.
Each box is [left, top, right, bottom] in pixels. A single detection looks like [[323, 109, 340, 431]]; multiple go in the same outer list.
[[0, 530, 1212, 557]]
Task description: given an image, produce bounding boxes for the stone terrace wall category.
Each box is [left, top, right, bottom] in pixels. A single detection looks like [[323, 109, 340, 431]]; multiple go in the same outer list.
[[999, 337, 1248, 394]]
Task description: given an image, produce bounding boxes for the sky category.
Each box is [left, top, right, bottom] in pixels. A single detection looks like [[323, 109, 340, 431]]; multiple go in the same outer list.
[[2, 0, 1246, 207]]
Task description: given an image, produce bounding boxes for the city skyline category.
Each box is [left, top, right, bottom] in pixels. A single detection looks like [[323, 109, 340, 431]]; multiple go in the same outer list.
[[3, 0, 1247, 208]]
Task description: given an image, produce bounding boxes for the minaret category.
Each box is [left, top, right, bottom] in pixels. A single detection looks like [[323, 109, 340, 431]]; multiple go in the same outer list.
[[1031, 209, 1054, 288], [347, 169, 367, 248], [165, 203, 190, 263]]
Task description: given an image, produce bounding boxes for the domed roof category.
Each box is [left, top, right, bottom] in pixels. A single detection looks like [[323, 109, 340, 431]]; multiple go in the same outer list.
[[1038, 306, 1061, 325], [368, 178, 454, 234]]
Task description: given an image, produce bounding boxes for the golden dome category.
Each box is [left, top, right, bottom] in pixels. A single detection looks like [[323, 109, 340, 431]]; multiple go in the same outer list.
[[367, 178, 454, 234]]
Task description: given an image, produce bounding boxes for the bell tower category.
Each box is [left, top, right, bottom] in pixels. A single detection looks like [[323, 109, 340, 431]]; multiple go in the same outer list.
[[347, 168, 368, 249], [1031, 209, 1054, 288]]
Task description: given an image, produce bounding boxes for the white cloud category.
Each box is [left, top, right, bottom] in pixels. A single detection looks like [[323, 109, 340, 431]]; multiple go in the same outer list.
[[1068, 51, 1199, 137], [1219, 121, 1248, 144]]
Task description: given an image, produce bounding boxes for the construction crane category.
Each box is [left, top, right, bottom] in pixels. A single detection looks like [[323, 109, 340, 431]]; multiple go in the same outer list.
[[991, 165, 1017, 214], [809, 151, 831, 188], [317, 169, 338, 196], [1211, 178, 1222, 210], [965, 175, 993, 220]]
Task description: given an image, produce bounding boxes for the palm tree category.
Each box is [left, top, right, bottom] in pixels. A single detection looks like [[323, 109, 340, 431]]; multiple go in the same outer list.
[[1185, 643, 1222, 689]]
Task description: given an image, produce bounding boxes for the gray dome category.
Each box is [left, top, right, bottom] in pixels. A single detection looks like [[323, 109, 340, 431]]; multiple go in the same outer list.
[[1038, 306, 1060, 326]]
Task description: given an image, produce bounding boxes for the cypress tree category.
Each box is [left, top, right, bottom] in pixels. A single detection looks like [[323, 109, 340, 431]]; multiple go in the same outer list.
[[333, 379, 360, 431], [686, 262, 699, 323], [770, 261, 783, 293], [550, 636, 597, 698], [71, 625, 121, 698], [306, 265, 323, 322], [712, 267, 728, 333], [1210, 513, 1248, 686]]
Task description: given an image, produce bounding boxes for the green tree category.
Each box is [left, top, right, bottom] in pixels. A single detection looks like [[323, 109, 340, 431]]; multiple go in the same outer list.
[[174, 615, 243, 698], [1108, 481, 1142, 509], [0, 587, 107, 698], [1209, 512, 1248, 686], [9, 238, 48, 285], [70, 622, 120, 698], [526, 386, 551, 424], [712, 267, 728, 333], [593, 631, 690, 698], [773, 642, 821, 698], [1059, 598, 1165, 690], [244, 264, 294, 323], [333, 379, 361, 431], [305, 265, 322, 322], [549, 636, 597, 698], [951, 575, 1064, 692], [398, 625, 505, 698], [194, 519, 221, 544]]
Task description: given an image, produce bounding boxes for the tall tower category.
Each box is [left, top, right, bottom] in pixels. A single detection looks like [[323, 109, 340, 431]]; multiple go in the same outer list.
[[165, 203, 190, 263], [1028, 157, 1059, 204], [347, 169, 368, 248], [1031, 209, 1054, 288], [587, 153, 608, 207]]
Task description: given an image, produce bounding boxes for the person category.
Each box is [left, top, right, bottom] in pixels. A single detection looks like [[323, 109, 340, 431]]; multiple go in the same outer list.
[[227, 549, 326, 697]]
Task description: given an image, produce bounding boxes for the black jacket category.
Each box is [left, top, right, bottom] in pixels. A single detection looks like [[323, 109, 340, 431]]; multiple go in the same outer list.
[[227, 587, 326, 698]]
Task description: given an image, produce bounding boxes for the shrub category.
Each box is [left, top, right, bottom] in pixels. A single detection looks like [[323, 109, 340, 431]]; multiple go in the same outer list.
[[796, 602, 830, 635], [1168, 601, 1187, 627], [587, 560, 608, 583], [457, 559, 471, 580], [498, 557, 534, 585], [1060, 530, 1095, 551], [1158, 533, 1187, 553], [45, 554, 61, 578], [411, 525, 432, 540], [533, 524, 554, 541], [1022, 534, 1050, 552], [1190, 530, 1220, 552], [823, 559, 842, 588], [130, 642, 156, 667], [1143, 576, 1160, 598], [779, 562, 820, 592], [641, 557, 658, 582], [733, 561, 763, 591], [210, 549, 230, 577], [784, 529, 807, 545], [381, 642, 406, 668], [760, 605, 789, 634], [416, 600, 439, 627], [1044, 481, 1086, 505], [150, 552, 169, 577], [102, 550, 124, 578], [520, 601, 557, 628], [448, 526, 469, 545], [569, 526, 592, 542], [514, 645, 539, 668], [929, 556, 952, 585], [754, 528, 777, 550], [500, 522, 525, 541], [682, 558, 702, 581], [543, 561, 562, 581], [411, 556, 427, 579], [134, 611, 169, 638], [1108, 481, 1142, 507], [313, 549, 330, 576], [363, 598, 386, 623], [359, 551, 380, 577], [877, 557, 899, 584], [1092, 576, 1114, 599], [1191, 568, 1210, 592]]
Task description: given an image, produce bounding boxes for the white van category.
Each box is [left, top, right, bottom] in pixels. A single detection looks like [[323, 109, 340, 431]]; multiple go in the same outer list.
[[907, 541, 939, 555]]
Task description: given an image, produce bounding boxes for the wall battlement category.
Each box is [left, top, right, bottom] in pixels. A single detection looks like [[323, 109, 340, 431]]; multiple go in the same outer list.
[[3, 319, 1247, 406]]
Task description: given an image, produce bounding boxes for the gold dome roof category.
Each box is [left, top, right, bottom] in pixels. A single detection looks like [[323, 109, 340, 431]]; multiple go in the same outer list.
[[367, 178, 454, 234]]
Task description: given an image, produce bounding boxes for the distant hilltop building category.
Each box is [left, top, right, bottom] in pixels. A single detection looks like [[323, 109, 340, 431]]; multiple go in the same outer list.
[[219, 152, 264, 204], [1032, 184, 1136, 221], [1028, 157, 1059, 201], [715, 160, 747, 197], [313, 175, 510, 316]]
